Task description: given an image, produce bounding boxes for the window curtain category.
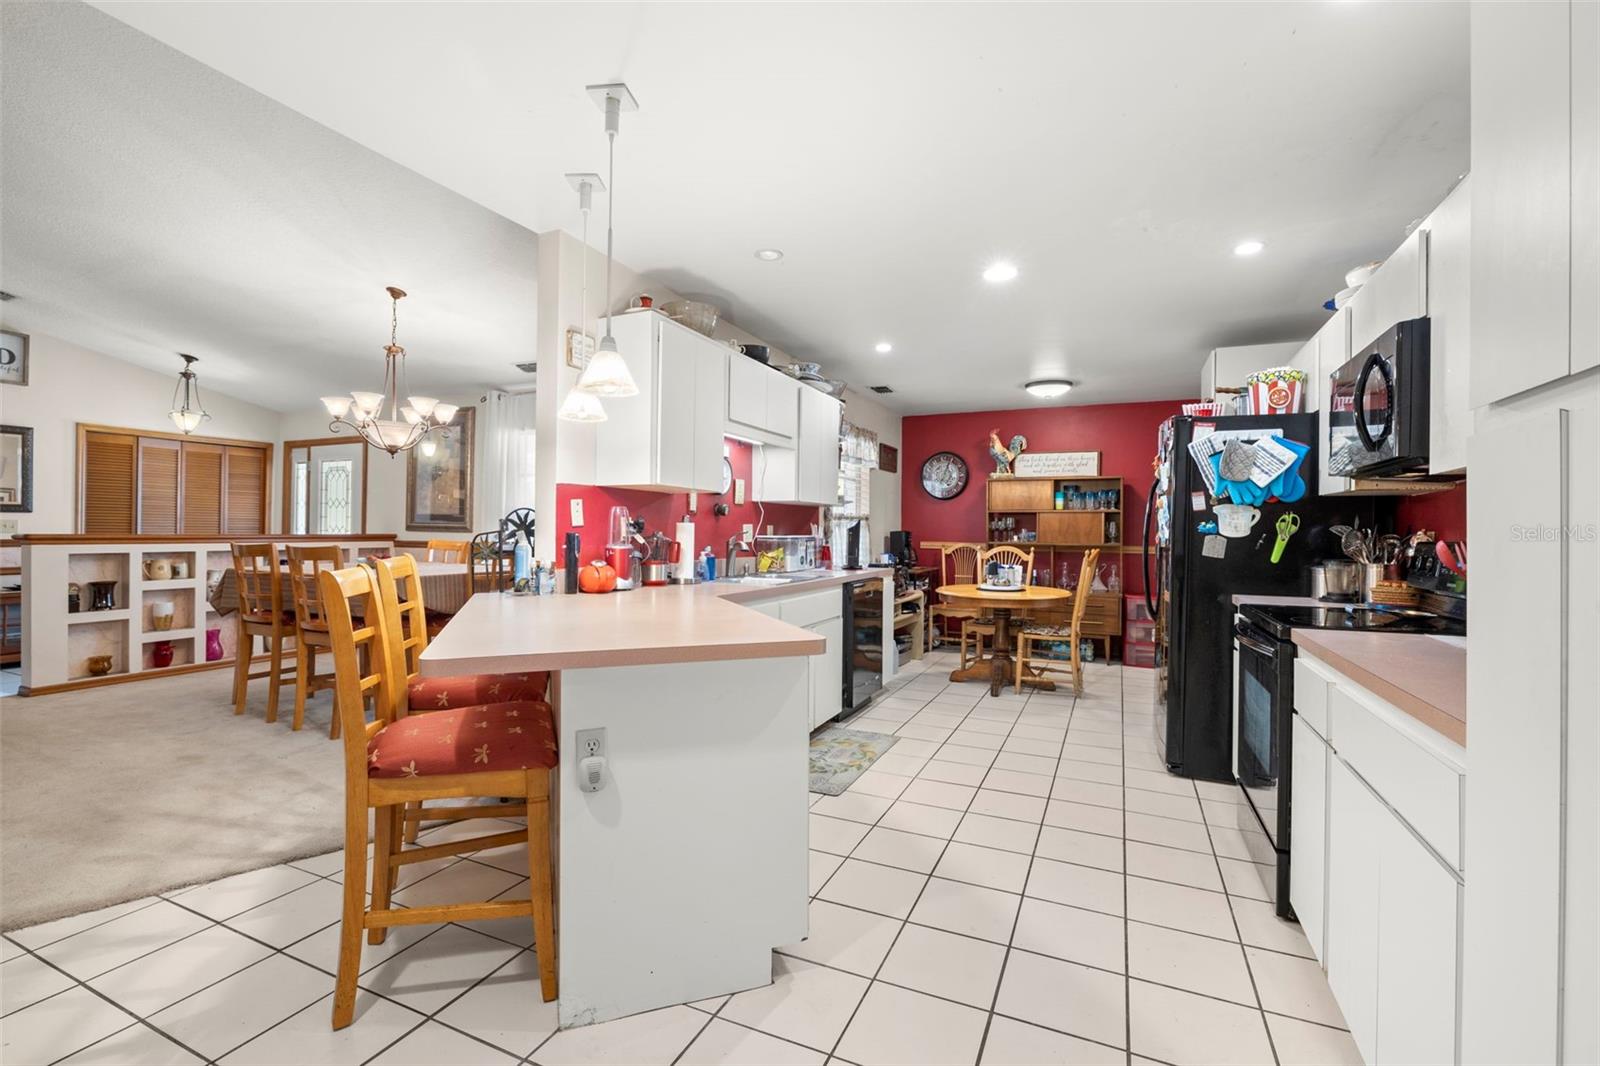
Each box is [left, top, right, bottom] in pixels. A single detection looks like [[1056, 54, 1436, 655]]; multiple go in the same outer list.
[[474, 390, 538, 533], [840, 421, 880, 469]]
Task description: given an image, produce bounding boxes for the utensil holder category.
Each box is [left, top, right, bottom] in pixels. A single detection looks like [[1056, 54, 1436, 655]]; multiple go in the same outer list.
[[1359, 563, 1385, 604]]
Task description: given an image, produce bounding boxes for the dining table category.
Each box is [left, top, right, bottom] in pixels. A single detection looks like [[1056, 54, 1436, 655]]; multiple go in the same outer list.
[[937, 583, 1072, 695], [208, 559, 473, 615]]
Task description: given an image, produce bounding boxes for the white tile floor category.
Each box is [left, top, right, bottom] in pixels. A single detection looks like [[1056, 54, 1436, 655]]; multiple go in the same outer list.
[[0, 651, 1363, 1065]]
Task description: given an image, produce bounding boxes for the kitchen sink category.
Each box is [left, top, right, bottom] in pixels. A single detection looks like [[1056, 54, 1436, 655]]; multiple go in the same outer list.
[[721, 575, 797, 586]]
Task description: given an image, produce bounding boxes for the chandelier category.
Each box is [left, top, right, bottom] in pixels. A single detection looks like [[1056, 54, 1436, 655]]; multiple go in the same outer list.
[[320, 287, 456, 456], [168, 353, 211, 434]]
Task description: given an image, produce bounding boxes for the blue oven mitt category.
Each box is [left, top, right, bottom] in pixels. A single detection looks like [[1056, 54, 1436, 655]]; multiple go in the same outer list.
[[1267, 438, 1311, 502]]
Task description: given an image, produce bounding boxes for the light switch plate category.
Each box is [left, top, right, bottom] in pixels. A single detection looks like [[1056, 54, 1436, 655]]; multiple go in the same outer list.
[[734, 478, 746, 505], [741, 523, 754, 542], [0, 519, 16, 536], [569, 498, 584, 527]]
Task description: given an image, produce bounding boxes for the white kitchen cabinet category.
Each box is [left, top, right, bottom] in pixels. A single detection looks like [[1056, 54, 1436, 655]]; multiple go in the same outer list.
[[1425, 178, 1472, 474], [1326, 754, 1383, 1065], [1470, 0, 1574, 404], [593, 313, 727, 493], [807, 615, 843, 729], [1314, 307, 1354, 496], [753, 386, 842, 507], [1348, 228, 1429, 355], [726, 355, 800, 445], [1198, 341, 1301, 402], [1575, 0, 1600, 377], [1289, 336, 1320, 413], [1289, 713, 1329, 964], [1377, 813, 1462, 1066]]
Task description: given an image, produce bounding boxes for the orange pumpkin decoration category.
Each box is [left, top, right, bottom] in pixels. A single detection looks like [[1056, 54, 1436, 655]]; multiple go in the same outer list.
[[578, 559, 618, 594]]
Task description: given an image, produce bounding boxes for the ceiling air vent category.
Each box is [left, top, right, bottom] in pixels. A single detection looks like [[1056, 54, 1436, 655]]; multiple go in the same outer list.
[[0, 291, 15, 301], [514, 362, 538, 374], [869, 385, 894, 394]]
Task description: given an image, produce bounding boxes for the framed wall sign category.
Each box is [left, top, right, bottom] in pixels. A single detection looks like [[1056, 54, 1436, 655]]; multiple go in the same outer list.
[[0, 425, 33, 512], [1013, 450, 1101, 477], [920, 451, 969, 499], [0, 330, 28, 387], [406, 406, 475, 530], [878, 443, 898, 473]]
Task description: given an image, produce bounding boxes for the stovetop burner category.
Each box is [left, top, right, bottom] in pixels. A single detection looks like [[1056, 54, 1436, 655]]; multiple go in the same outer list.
[[1241, 602, 1466, 641]]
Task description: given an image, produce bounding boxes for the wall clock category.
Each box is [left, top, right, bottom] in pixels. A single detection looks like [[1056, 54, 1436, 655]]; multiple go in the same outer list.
[[720, 457, 734, 494], [920, 451, 969, 500]]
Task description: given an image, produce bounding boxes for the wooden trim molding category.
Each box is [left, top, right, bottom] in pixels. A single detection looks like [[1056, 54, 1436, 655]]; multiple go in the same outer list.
[[280, 436, 371, 535], [13, 533, 398, 545]]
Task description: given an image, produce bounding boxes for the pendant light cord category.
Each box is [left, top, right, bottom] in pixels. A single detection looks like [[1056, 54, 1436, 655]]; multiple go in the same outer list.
[[603, 96, 618, 344]]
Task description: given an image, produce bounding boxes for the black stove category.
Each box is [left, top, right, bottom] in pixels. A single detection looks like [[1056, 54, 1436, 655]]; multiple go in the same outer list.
[[1239, 602, 1466, 642]]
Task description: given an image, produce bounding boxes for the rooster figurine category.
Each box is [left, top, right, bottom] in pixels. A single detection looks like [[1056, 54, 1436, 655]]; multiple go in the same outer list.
[[989, 431, 1028, 476]]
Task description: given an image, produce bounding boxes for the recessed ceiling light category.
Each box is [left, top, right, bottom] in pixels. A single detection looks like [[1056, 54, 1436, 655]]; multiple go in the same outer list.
[[1233, 240, 1265, 257], [874, 341, 893, 354], [1025, 379, 1073, 399], [982, 261, 1019, 283], [754, 248, 784, 262]]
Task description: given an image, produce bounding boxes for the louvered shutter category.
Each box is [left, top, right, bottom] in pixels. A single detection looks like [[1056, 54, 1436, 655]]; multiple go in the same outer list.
[[180, 442, 223, 535], [81, 431, 138, 534], [223, 446, 266, 534], [138, 437, 181, 534]]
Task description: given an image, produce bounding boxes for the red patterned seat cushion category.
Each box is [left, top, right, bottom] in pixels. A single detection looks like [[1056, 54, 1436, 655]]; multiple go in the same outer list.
[[367, 701, 557, 778], [407, 672, 549, 710]]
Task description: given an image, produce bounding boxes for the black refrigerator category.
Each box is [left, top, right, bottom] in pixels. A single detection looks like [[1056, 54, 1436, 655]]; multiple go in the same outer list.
[[1139, 414, 1372, 782]]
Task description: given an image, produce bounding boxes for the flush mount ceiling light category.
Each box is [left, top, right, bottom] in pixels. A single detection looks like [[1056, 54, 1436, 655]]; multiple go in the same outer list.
[[983, 261, 1019, 284], [575, 82, 641, 399], [874, 341, 893, 354], [168, 353, 211, 434], [1024, 379, 1074, 399], [1233, 240, 1265, 257], [754, 248, 784, 262], [320, 287, 457, 455], [559, 170, 609, 423]]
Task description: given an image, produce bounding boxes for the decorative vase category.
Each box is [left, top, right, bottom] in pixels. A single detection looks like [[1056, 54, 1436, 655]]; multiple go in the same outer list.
[[85, 654, 113, 676], [88, 580, 117, 611], [150, 602, 175, 631], [151, 641, 174, 668], [205, 628, 224, 662]]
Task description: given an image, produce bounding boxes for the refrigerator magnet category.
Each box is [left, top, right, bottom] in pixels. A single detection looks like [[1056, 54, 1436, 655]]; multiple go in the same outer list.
[[1201, 535, 1227, 559]]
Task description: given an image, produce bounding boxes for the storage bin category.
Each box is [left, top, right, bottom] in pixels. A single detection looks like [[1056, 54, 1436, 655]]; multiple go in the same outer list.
[[1125, 595, 1152, 623], [1123, 641, 1156, 668], [1126, 620, 1156, 644]]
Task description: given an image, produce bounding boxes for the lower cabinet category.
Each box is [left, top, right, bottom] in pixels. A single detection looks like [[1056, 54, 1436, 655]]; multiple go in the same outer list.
[[1288, 714, 1329, 961], [1326, 743, 1463, 1065], [746, 589, 844, 730]]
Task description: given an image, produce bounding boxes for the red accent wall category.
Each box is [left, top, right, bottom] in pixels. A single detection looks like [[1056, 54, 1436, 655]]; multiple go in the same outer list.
[[900, 399, 1193, 596], [552, 439, 820, 566], [1395, 481, 1467, 541]]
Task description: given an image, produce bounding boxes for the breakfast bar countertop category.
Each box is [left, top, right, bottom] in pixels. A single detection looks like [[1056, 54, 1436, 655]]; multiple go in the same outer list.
[[1291, 628, 1467, 746]]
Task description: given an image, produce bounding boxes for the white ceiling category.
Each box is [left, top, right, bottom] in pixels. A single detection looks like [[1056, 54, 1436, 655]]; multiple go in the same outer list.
[[0, 1, 540, 412], [18, 2, 1469, 416]]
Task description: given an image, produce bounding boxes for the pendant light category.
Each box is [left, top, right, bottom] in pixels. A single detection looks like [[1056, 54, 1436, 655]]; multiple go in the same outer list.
[[320, 287, 456, 456], [575, 83, 639, 398], [559, 171, 609, 423], [168, 353, 211, 434]]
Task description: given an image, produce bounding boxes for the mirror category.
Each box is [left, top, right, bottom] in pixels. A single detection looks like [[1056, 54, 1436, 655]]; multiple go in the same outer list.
[[285, 439, 367, 535]]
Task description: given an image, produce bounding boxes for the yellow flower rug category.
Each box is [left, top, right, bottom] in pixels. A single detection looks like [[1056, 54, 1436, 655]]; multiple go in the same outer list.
[[809, 727, 899, 796]]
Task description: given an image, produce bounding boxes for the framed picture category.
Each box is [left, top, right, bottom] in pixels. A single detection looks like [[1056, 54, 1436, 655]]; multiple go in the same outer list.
[[0, 330, 28, 387], [406, 406, 474, 531], [878, 443, 898, 473], [0, 425, 33, 512]]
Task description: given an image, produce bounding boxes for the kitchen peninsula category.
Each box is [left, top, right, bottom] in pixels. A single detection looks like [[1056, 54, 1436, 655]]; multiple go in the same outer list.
[[419, 570, 893, 1028]]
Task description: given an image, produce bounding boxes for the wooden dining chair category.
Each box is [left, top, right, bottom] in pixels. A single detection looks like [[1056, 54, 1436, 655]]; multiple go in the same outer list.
[[320, 561, 558, 1029], [925, 543, 981, 653], [230, 542, 296, 721], [469, 531, 509, 593], [961, 544, 1037, 667], [286, 544, 345, 737], [1014, 548, 1101, 695], [375, 553, 549, 843], [423, 539, 470, 563]]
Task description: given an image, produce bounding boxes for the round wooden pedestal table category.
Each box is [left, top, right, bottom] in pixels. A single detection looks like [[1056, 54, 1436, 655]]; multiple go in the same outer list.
[[937, 584, 1072, 696]]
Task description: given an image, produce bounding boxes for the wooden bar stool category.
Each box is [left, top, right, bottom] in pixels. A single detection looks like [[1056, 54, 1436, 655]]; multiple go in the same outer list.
[[1015, 548, 1101, 695], [286, 544, 345, 737], [230, 542, 296, 721], [377, 553, 548, 843], [320, 561, 558, 1030]]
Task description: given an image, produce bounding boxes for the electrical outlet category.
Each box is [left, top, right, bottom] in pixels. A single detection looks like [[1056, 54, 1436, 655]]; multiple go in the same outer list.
[[570, 498, 584, 527], [576, 727, 606, 760], [0, 519, 16, 536], [741, 523, 754, 543]]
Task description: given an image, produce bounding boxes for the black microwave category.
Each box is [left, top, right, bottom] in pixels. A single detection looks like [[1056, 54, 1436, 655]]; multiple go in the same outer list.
[[1327, 317, 1431, 478]]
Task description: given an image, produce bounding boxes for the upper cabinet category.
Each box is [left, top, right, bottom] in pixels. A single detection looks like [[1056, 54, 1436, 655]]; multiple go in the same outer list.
[[1470, 0, 1585, 404], [1348, 228, 1429, 355], [1314, 307, 1354, 495], [1425, 178, 1471, 474], [753, 384, 842, 506], [726, 355, 800, 445], [593, 313, 728, 493]]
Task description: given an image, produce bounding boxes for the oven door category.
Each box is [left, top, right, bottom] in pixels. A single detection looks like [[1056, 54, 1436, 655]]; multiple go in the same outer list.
[[1233, 619, 1291, 852]]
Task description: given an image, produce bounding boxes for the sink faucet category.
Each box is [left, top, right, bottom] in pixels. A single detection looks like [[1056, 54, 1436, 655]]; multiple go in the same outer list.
[[726, 536, 754, 578]]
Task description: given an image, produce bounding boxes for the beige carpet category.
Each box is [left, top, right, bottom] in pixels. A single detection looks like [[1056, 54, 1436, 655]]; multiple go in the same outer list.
[[1, 668, 346, 930]]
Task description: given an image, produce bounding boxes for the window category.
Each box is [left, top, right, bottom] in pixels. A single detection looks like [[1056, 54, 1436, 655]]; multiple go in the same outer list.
[[828, 421, 878, 559], [78, 425, 269, 535], [284, 440, 367, 535], [317, 459, 354, 534]]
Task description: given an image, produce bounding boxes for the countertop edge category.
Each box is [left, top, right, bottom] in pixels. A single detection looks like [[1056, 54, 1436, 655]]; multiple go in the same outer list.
[[419, 632, 827, 675], [1291, 630, 1467, 747]]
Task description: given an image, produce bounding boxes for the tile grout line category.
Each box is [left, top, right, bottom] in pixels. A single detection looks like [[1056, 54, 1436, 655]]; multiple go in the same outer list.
[[1122, 670, 1135, 1066]]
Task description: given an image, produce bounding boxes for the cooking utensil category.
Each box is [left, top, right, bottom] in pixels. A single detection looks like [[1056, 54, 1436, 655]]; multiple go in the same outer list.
[[1359, 562, 1385, 604], [1270, 512, 1300, 564], [1318, 559, 1361, 600], [1339, 527, 1370, 563]]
